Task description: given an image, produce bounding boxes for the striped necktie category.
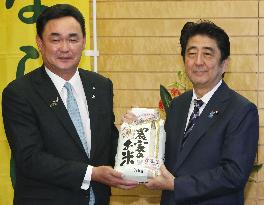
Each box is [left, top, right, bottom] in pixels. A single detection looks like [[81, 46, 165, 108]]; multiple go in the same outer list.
[[181, 99, 204, 148]]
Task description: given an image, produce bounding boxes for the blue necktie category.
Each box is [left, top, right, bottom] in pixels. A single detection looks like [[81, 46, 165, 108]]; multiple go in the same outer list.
[[64, 82, 95, 204], [64, 82, 89, 156], [181, 99, 204, 148]]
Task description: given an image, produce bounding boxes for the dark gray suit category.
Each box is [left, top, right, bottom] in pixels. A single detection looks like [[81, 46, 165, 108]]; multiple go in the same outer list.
[[161, 81, 259, 205], [2, 66, 118, 205]]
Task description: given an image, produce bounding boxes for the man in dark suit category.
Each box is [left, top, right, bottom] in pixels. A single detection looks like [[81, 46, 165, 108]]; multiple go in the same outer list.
[[141, 21, 259, 204], [2, 4, 137, 205]]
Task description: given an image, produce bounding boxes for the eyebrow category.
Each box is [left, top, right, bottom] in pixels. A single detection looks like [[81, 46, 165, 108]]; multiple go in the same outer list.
[[202, 47, 215, 52], [186, 46, 215, 52], [69, 33, 79, 38], [49, 33, 60, 37], [48, 33, 79, 37]]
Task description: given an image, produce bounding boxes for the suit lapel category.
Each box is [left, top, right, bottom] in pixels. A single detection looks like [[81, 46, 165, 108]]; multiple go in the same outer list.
[[174, 82, 232, 171], [79, 69, 97, 160], [174, 92, 193, 157], [30, 67, 88, 157]]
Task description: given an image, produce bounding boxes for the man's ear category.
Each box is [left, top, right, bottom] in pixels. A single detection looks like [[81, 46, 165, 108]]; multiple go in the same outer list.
[[221, 57, 230, 74], [82, 36, 86, 50], [36, 35, 43, 51]]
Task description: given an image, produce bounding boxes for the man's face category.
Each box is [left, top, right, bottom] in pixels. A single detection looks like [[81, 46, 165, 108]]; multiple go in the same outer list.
[[184, 34, 228, 92], [36, 16, 85, 78]]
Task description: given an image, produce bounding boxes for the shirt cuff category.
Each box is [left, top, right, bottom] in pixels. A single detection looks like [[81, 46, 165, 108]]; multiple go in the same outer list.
[[81, 165, 93, 190]]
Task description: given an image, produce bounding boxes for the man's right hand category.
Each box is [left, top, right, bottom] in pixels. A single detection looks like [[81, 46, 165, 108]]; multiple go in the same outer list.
[[121, 110, 137, 124], [91, 166, 138, 190]]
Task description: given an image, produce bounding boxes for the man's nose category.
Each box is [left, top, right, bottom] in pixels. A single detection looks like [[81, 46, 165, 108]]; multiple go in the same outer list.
[[195, 53, 204, 65], [60, 41, 70, 52]]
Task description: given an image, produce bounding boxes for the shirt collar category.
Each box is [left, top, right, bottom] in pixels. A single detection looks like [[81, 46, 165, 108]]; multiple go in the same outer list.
[[192, 80, 222, 105], [45, 67, 81, 94]]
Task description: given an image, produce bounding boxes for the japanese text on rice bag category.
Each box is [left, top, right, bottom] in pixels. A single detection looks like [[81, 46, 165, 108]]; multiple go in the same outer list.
[[114, 108, 166, 182]]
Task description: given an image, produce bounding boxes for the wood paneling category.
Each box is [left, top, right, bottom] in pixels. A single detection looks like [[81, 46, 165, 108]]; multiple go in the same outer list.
[[113, 90, 160, 108], [96, 1, 257, 18], [112, 185, 161, 196], [95, 19, 258, 37], [102, 72, 182, 90], [260, 19, 264, 36], [96, 55, 185, 72], [245, 182, 258, 199], [260, 1, 264, 17], [96, 55, 258, 72], [260, 56, 264, 72], [259, 92, 264, 108], [97, 37, 257, 55], [260, 128, 264, 145], [110, 196, 160, 205], [259, 73, 264, 90], [260, 37, 264, 54], [102, 72, 257, 90]]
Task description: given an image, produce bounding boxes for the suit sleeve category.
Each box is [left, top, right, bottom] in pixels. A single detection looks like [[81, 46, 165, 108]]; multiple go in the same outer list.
[[172, 102, 259, 203], [107, 78, 119, 166], [2, 84, 88, 191]]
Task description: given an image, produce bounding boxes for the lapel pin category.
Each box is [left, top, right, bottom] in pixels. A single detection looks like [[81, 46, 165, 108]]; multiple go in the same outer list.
[[208, 110, 219, 118], [49, 97, 59, 108]]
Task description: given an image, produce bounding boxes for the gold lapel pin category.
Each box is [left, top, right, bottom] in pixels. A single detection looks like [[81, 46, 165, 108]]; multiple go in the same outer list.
[[49, 97, 59, 108]]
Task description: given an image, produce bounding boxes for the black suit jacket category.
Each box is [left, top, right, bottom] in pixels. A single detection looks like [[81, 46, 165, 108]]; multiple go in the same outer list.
[[161, 81, 259, 205], [2, 66, 118, 205]]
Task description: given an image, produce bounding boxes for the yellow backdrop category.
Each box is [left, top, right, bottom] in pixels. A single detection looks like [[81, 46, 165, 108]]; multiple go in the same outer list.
[[0, 1, 90, 204]]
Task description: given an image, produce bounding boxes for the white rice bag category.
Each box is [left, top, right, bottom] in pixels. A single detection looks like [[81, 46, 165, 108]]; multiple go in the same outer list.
[[114, 108, 166, 182]]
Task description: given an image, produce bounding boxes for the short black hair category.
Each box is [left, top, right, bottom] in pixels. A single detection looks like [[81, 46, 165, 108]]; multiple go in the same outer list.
[[36, 4, 86, 39], [180, 20, 230, 63]]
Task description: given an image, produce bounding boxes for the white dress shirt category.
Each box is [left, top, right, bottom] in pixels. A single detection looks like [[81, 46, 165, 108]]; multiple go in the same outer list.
[[185, 80, 222, 130], [45, 67, 93, 190]]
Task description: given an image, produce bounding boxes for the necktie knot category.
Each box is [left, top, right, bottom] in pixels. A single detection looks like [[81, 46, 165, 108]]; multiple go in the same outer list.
[[64, 82, 73, 93], [194, 99, 204, 109]]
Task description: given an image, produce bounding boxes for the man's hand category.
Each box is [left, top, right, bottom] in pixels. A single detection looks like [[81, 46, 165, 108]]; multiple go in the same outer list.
[[145, 165, 175, 191], [91, 166, 138, 189], [121, 110, 137, 123]]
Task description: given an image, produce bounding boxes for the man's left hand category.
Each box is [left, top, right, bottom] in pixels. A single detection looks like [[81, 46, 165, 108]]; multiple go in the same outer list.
[[145, 165, 175, 191]]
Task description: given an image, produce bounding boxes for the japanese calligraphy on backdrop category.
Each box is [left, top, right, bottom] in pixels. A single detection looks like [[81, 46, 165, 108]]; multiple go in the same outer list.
[[0, 1, 90, 205]]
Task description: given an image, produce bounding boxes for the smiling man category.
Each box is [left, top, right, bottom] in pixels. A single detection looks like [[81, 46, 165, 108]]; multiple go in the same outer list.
[[2, 4, 137, 205], [144, 21, 259, 205]]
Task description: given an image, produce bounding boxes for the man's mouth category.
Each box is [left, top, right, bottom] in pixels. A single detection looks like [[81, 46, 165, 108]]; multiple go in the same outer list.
[[193, 70, 207, 73], [58, 57, 72, 60]]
